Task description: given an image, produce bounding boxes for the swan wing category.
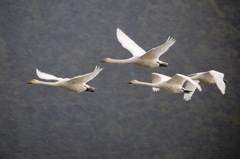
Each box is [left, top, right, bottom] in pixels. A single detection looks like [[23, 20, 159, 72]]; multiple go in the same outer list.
[[183, 80, 200, 101], [168, 74, 202, 92], [69, 66, 103, 84], [152, 73, 171, 82], [36, 69, 63, 81], [209, 70, 226, 94], [151, 73, 162, 92], [141, 37, 176, 60], [117, 28, 146, 57], [188, 73, 198, 78], [166, 74, 187, 86], [151, 73, 171, 92], [152, 73, 162, 83]]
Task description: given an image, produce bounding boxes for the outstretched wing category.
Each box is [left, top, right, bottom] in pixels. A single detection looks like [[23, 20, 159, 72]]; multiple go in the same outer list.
[[69, 66, 103, 84], [141, 37, 176, 60], [151, 73, 171, 92], [188, 73, 198, 78], [151, 73, 161, 92], [116, 28, 146, 57], [168, 74, 202, 92], [183, 80, 200, 101], [36, 69, 63, 81], [209, 70, 226, 94]]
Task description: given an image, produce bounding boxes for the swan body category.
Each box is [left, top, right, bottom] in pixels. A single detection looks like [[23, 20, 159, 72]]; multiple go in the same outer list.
[[28, 66, 103, 93], [184, 70, 227, 101], [102, 28, 176, 68], [129, 73, 202, 98]]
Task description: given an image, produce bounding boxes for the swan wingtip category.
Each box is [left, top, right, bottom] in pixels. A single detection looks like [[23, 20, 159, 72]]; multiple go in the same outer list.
[[198, 87, 202, 92], [117, 28, 122, 33], [36, 68, 40, 73], [94, 66, 103, 72]]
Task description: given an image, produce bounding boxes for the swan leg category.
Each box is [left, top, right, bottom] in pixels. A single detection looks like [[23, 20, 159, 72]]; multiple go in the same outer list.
[[158, 62, 168, 67], [182, 88, 192, 94], [85, 86, 95, 92]]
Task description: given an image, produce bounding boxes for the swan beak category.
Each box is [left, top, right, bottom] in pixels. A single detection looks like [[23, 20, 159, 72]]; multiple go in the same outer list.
[[224, 79, 228, 83], [128, 80, 134, 84], [101, 59, 106, 63], [27, 80, 34, 84]]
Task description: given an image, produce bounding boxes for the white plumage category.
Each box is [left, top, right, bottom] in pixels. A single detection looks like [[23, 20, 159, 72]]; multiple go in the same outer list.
[[129, 73, 202, 100], [184, 70, 227, 101], [102, 28, 176, 68], [28, 66, 103, 93]]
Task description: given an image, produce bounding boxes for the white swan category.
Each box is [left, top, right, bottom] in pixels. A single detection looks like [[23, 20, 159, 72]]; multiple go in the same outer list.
[[102, 28, 176, 68], [27, 66, 103, 93], [128, 73, 202, 99], [183, 70, 227, 101]]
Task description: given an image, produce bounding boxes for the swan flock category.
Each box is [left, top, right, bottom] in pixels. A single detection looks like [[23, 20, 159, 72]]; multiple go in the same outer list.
[[28, 28, 227, 100]]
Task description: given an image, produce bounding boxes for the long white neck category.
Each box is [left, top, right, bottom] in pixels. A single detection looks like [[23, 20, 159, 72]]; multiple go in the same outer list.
[[134, 80, 157, 88], [33, 80, 58, 87], [107, 58, 134, 64]]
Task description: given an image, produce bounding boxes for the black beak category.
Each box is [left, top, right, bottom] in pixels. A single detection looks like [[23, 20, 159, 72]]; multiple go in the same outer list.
[[223, 79, 228, 83]]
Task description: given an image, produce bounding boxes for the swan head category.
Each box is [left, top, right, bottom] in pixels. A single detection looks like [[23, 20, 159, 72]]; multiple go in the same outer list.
[[128, 80, 139, 84], [101, 58, 110, 63], [27, 79, 38, 84]]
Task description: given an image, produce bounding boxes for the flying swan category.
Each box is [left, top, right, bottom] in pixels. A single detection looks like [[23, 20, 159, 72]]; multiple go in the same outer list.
[[27, 66, 103, 93], [183, 70, 227, 101], [128, 73, 202, 99], [101, 28, 176, 68]]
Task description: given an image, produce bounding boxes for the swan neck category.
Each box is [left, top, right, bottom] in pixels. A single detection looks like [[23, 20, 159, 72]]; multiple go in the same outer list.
[[108, 58, 132, 64], [135, 81, 155, 87], [34, 80, 57, 86]]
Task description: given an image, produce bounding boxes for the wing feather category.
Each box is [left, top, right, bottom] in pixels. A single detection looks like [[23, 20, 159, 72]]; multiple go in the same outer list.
[[117, 28, 146, 57], [151, 73, 162, 92], [36, 69, 63, 81], [141, 37, 176, 59], [209, 70, 226, 94], [183, 80, 200, 101], [68, 66, 103, 84], [151, 73, 171, 92], [168, 74, 202, 92]]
